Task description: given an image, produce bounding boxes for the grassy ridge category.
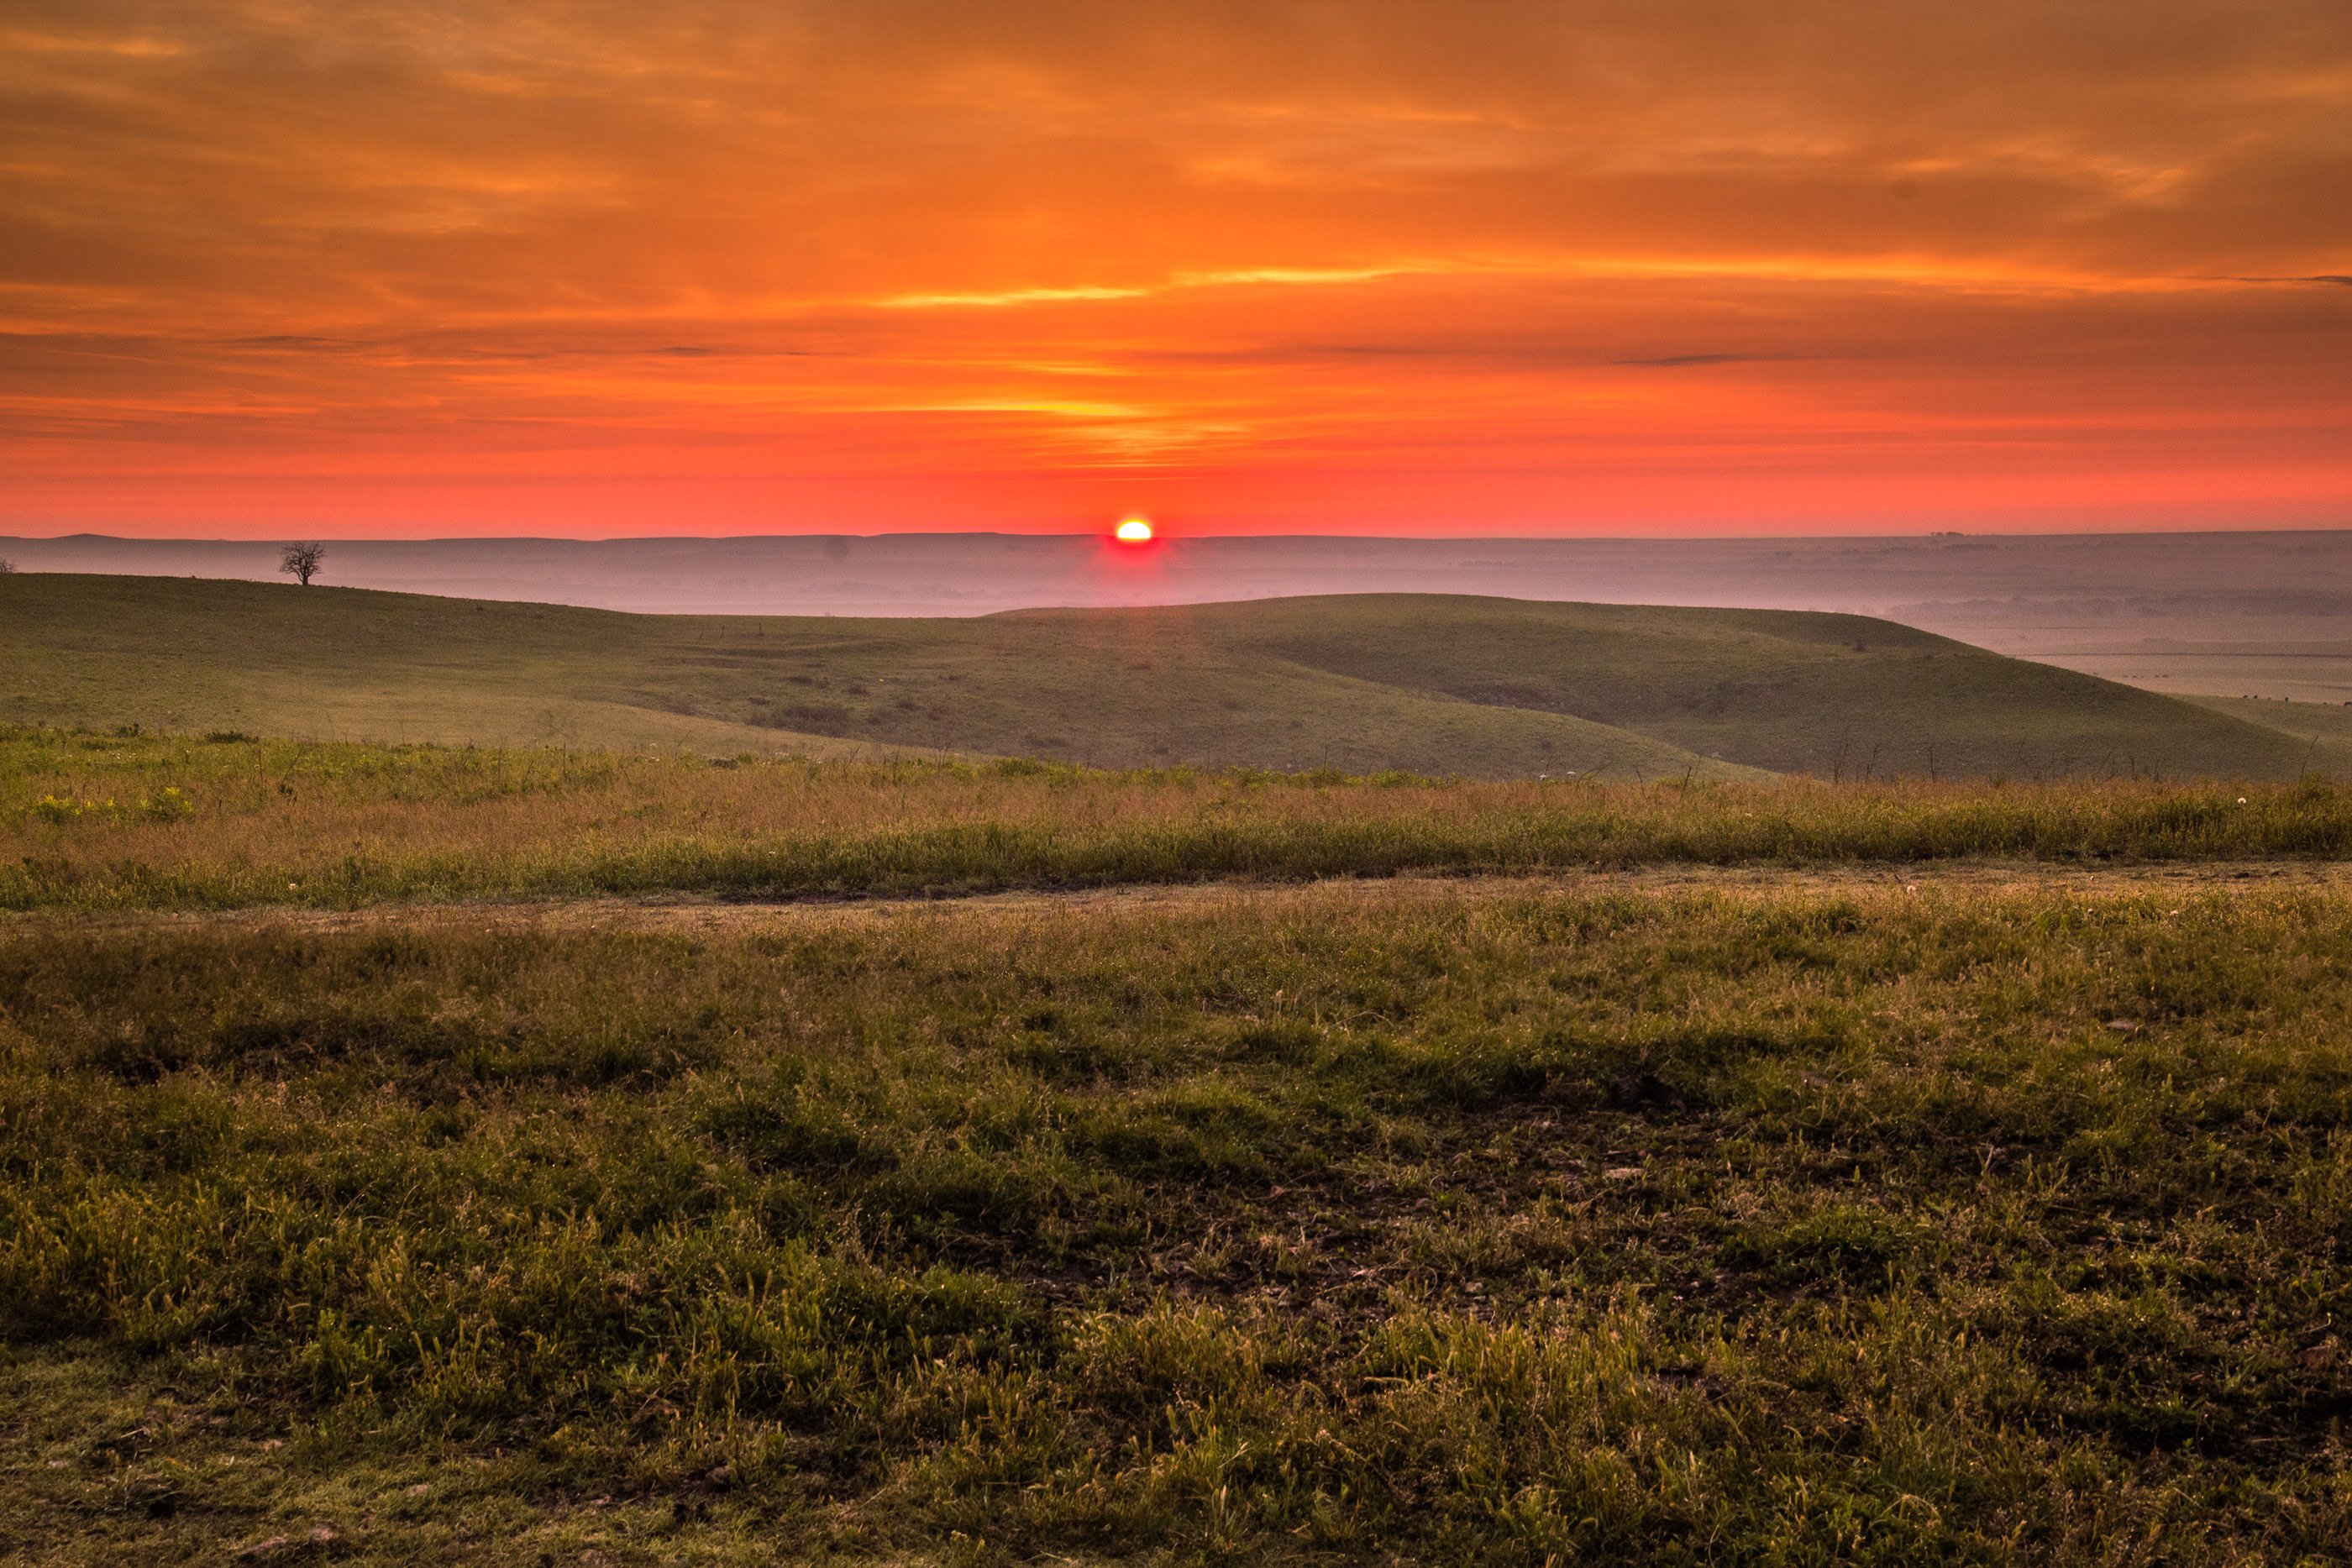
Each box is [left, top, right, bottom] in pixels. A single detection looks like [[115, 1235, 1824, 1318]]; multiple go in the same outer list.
[[5, 728, 2352, 911], [10, 574, 2338, 780], [0, 576, 1735, 781], [8, 879, 2352, 1561], [1207, 594, 2342, 779]]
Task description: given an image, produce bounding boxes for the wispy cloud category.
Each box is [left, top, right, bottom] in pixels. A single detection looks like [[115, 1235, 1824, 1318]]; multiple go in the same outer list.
[[1616, 354, 1787, 368], [878, 285, 1152, 309]]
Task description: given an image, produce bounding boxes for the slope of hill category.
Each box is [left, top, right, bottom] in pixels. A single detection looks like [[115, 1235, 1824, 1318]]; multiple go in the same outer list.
[[2195, 695, 2352, 757], [1207, 595, 2333, 779], [2, 575, 2336, 780]]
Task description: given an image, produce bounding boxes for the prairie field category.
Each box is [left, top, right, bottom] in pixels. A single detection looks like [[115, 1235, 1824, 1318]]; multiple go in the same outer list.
[[9, 867, 2352, 1563], [5, 721, 2352, 1563], [6, 727, 2352, 914]]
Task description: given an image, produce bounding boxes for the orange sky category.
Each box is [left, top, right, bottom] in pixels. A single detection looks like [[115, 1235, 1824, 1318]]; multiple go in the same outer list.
[[3, 1, 2349, 537]]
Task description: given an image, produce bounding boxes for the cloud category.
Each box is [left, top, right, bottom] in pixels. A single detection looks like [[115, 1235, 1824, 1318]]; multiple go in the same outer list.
[[0, 0, 2346, 532], [1615, 354, 1787, 368], [225, 336, 364, 352]]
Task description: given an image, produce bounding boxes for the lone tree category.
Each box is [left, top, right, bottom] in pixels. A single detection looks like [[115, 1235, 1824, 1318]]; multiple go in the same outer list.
[[279, 542, 326, 585], [0, 559, 15, 574]]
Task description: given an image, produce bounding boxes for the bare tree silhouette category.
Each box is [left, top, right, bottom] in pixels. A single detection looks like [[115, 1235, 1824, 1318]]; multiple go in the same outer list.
[[279, 543, 326, 586]]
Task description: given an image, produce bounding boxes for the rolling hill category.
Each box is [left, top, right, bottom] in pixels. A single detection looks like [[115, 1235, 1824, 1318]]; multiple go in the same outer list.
[[3, 574, 2339, 780]]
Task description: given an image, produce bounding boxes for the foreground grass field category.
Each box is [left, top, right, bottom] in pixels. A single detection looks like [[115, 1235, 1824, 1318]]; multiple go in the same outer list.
[[11, 573, 2343, 781], [10, 722, 2352, 1560], [8, 872, 2352, 1563], [6, 728, 2352, 911]]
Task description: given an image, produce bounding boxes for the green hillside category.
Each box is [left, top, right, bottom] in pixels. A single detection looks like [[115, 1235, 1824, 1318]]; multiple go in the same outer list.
[[3, 574, 2336, 780], [2195, 694, 2352, 758], [1209, 595, 2340, 779]]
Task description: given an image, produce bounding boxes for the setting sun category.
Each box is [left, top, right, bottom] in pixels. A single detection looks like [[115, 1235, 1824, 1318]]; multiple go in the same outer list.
[[1114, 518, 1153, 543]]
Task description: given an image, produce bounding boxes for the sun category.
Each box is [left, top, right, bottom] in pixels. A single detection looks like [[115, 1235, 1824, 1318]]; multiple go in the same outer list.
[[1114, 517, 1153, 543]]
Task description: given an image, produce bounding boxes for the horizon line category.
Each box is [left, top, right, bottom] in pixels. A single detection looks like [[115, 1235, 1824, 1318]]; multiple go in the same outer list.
[[6, 526, 2350, 547]]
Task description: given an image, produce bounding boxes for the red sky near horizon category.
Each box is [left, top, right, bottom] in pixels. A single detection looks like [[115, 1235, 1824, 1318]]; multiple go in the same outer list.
[[3, 1, 2349, 539]]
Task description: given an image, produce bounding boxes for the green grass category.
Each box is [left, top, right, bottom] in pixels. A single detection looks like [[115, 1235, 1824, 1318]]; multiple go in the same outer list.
[[9, 574, 2339, 781], [2198, 695, 2352, 753], [1199, 594, 2343, 779], [6, 727, 2352, 911], [8, 875, 2352, 1562]]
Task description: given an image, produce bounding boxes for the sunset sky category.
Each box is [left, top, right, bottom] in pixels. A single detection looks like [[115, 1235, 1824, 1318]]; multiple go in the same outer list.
[[3, 1, 2348, 538]]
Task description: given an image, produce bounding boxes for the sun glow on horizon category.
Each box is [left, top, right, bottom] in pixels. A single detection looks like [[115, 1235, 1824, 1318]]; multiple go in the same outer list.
[[1115, 517, 1154, 543]]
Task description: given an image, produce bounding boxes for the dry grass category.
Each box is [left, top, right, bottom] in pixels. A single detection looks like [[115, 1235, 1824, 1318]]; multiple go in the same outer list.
[[6, 728, 2352, 913]]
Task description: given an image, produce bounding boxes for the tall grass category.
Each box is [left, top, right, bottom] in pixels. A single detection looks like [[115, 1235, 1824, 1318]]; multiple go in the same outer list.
[[6, 879, 2352, 1560], [3, 726, 2349, 910]]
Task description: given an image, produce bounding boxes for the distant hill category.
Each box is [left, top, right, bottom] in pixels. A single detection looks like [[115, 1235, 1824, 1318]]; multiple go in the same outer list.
[[3, 575, 2339, 780], [1205, 595, 2339, 779]]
